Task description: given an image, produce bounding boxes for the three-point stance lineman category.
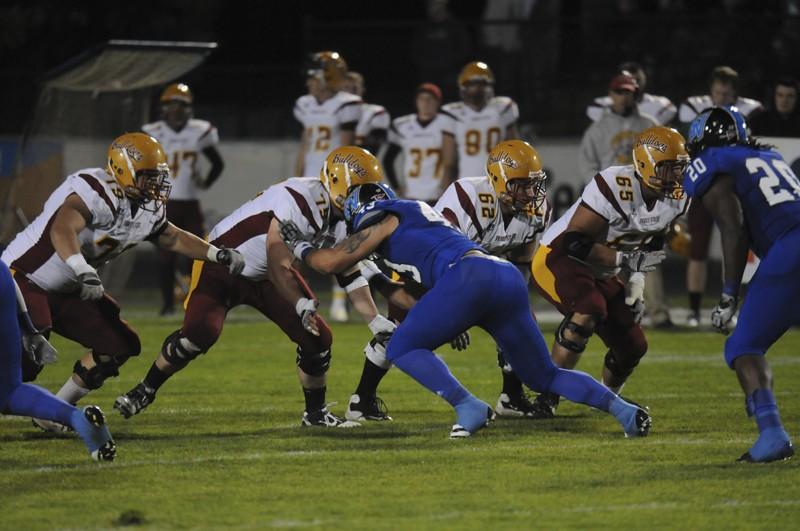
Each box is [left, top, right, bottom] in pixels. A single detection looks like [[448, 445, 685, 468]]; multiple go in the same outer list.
[[280, 184, 652, 438]]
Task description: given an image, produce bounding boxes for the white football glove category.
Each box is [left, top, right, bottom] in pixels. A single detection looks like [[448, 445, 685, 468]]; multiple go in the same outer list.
[[215, 248, 246, 276], [624, 272, 646, 324], [711, 293, 738, 335], [77, 270, 105, 301], [616, 250, 666, 273], [368, 314, 396, 336], [22, 333, 58, 366], [279, 220, 315, 261], [295, 297, 320, 336]]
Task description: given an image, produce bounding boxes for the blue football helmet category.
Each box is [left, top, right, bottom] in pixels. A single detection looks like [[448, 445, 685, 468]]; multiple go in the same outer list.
[[343, 182, 397, 233], [686, 106, 749, 157]]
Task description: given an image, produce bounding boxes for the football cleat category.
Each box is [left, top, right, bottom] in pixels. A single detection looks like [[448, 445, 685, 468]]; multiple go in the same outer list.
[[345, 394, 392, 421], [738, 428, 794, 463], [32, 417, 72, 434], [114, 382, 157, 419], [495, 392, 539, 418], [71, 405, 116, 462], [302, 407, 361, 428], [623, 405, 652, 438], [686, 311, 700, 328], [528, 392, 561, 419], [451, 400, 495, 439]]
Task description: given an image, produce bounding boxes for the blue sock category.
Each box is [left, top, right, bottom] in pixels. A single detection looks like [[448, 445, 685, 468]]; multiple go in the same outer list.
[[6, 383, 76, 426], [549, 368, 616, 411], [392, 349, 471, 406], [749, 388, 784, 432]]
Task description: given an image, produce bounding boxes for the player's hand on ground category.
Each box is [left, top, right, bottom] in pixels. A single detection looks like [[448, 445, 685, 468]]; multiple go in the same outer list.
[[216, 247, 245, 275], [21, 332, 58, 366], [711, 293, 738, 335], [624, 272, 646, 323], [295, 297, 320, 336], [617, 250, 666, 272], [78, 270, 104, 300], [279, 220, 314, 260], [450, 330, 470, 351]]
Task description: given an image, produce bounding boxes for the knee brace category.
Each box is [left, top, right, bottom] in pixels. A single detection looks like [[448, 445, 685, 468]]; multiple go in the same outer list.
[[296, 347, 331, 376], [161, 330, 204, 369], [555, 314, 594, 354], [603, 348, 645, 381], [73, 352, 130, 390]]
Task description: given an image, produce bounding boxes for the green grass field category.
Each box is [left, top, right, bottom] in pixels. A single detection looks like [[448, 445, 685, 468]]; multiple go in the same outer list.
[[2, 309, 799, 530]]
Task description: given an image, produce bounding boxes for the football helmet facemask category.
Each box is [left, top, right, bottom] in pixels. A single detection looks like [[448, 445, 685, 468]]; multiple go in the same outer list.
[[107, 133, 171, 211], [320, 146, 384, 211], [633, 126, 690, 200], [486, 140, 547, 215]]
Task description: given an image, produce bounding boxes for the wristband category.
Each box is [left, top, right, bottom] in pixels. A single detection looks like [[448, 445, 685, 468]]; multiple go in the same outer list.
[[722, 281, 739, 298], [294, 242, 313, 261], [65, 253, 94, 276], [206, 245, 221, 263]]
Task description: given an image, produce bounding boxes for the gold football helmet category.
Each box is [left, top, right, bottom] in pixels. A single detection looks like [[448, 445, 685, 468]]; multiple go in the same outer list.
[[458, 61, 495, 87], [306, 51, 348, 90], [486, 140, 547, 214], [320, 146, 384, 210], [107, 133, 171, 211], [160, 83, 193, 104], [633, 126, 690, 199]]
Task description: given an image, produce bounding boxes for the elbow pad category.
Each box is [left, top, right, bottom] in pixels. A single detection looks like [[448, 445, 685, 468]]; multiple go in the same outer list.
[[562, 231, 594, 261]]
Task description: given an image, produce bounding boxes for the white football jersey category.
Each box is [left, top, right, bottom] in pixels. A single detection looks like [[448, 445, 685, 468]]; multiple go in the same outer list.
[[142, 119, 219, 201], [540, 165, 688, 277], [435, 176, 550, 256], [441, 96, 519, 178], [294, 91, 363, 176], [355, 103, 390, 143], [387, 113, 451, 201], [678, 95, 763, 123], [586, 93, 677, 125], [207, 177, 331, 282], [2, 168, 166, 293]]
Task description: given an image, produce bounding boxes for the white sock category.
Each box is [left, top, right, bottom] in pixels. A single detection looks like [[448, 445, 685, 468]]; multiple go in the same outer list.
[[56, 377, 90, 405]]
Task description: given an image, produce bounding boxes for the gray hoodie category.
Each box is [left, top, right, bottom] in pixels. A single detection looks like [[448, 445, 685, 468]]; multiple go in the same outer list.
[[578, 108, 657, 182]]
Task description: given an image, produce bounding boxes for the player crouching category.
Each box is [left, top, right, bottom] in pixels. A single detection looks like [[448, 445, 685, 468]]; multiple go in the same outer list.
[[530, 126, 690, 417]]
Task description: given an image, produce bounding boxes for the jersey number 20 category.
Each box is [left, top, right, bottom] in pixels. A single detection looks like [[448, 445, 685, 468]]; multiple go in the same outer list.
[[747, 157, 800, 206]]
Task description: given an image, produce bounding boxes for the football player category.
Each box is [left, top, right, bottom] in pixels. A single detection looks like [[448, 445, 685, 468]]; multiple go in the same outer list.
[[345, 140, 550, 421], [0, 260, 115, 461], [678, 66, 764, 327], [684, 106, 795, 463], [341, 71, 390, 157], [114, 146, 395, 428], [441, 61, 519, 181], [143, 83, 225, 316], [383, 83, 451, 203], [293, 51, 363, 323], [1, 133, 244, 432], [529, 126, 690, 417], [280, 182, 652, 438]]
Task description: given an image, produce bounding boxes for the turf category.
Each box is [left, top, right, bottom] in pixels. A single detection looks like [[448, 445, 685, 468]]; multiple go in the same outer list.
[[1, 310, 798, 530]]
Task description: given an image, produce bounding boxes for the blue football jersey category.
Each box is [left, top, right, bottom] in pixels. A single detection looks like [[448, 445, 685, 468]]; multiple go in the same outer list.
[[684, 145, 800, 257], [353, 199, 482, 288]]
